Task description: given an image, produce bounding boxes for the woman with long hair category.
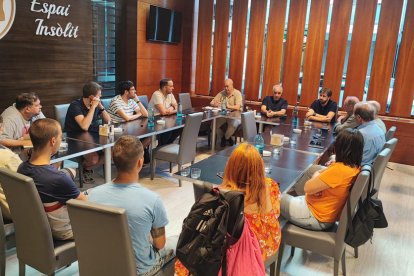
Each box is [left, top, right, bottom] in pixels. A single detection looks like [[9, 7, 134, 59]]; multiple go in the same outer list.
[[175, 143, 281, 275], [281, 128, 364, 230]]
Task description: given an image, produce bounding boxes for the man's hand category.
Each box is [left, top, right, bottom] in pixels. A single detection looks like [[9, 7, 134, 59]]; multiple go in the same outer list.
[[267, 110, 273, 117], [90, 97, 100, 109]]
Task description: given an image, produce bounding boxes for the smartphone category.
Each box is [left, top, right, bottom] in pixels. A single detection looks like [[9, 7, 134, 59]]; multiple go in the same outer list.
[[217, 172, 224, 179]]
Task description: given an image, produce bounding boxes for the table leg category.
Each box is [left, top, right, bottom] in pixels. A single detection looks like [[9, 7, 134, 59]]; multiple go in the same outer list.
[[104, 147, 111, 182], [259, 122, 264, 133], [211, 117, 216, 152]]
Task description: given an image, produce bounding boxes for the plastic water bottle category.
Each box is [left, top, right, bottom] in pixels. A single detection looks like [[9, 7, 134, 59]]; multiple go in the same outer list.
[[254, 132, 265, 156], [292, 101, 299, 127], [177, 103, 183, 118], [221, 98, 227, 114], [148, 105, 155, 128]]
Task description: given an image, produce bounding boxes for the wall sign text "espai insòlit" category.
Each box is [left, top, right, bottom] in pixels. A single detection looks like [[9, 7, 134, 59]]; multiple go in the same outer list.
[[30, 0, 79, 38], [0, 0, 16, 40]]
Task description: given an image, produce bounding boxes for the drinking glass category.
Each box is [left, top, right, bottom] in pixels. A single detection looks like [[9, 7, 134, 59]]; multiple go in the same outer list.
[[181, 167, 190, 177], [191, 168, 201, 179]]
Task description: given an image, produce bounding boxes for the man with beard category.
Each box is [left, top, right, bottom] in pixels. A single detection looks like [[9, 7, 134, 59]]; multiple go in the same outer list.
[[305, 88, 337, 123], [261, 83, 288, 117]]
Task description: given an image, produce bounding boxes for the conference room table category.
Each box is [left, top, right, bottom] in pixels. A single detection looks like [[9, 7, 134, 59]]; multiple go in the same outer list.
[[173, 115, 336, 197], [61, 107, 335, 184]]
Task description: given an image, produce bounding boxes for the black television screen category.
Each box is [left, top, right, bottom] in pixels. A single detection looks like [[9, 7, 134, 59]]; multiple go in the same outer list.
[[146, 5, 182, 44]]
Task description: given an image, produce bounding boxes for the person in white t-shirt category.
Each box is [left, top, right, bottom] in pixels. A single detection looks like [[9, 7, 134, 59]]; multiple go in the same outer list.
[[149, 78, 181, 145]]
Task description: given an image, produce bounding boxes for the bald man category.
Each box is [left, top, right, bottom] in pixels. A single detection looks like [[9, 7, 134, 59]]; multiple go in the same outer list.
[[210, 79, 243, 147], [354, 102, 385, 165], [334, 96, 360, 133], [368, 100, 386, 133], [261, 84, 288, 117]]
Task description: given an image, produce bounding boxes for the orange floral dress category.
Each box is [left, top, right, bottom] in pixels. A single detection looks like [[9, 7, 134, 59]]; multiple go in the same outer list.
[[175, 178, 281, 275]]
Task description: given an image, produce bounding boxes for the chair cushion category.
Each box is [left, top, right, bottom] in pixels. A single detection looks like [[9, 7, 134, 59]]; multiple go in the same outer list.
[[282, 222, 337, 257], [154, 144, 180, 163]]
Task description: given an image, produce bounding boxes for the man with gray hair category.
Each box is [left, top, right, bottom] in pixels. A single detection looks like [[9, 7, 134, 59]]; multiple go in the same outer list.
[[354, 102, 385, 165], [334, 96, 360, 133], [368, 100, 386, 133], [261, 84, 288, 117]]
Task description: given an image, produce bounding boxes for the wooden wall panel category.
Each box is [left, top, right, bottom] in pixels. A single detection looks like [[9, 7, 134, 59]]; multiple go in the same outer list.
[[194, 0, 214, 95], [389, 0, 414, 117], [323, 0, 353, 103], [282, 0, 308, 105], [181, 0, 195, 93], [343, 0, 377, 102], [228, 0, 249, 90], [211, 0, 230, 95], [300, 0, 330, 106], [244, 0, 267, 100], [0, 1, 92, 117], [261, 0, 287, 99], [368, 0, 404, 114], [136, 0, 193, 98]]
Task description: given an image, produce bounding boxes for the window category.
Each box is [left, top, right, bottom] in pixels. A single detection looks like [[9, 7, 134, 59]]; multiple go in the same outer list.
[[92, 0, 117, 97]]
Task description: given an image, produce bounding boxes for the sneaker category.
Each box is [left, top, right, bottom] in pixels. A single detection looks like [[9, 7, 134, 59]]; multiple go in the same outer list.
[[220, 137, 226, 147], [227, 138, 234, 146], [82, 169, 95, 184]]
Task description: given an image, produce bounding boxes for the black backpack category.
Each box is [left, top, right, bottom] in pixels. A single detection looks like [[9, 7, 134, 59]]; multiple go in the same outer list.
[[345, 167, 388, 248], [176, 187, 244, 276]]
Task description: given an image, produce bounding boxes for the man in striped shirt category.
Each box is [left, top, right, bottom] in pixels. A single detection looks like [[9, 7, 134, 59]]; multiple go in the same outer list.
[[108, 81, 148, 123]]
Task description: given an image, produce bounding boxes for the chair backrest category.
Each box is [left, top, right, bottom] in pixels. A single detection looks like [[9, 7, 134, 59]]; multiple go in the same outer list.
[[372, 148, 392, 199], [138, 95, 149, 109], [67, 199, 137, 276], [334, 165, 371, 259], [0, 168, 56, 272], [241, 111, 257, 141], [178, 112, 203, 164], [383, 138, 398, 156], [101, 98, 112, 110], [54, 104, 70, 128], [179, 93, 192, 110], [385, 126, 396, 141]]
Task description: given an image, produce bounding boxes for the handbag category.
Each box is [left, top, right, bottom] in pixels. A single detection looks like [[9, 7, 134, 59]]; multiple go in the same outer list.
[[219, 220, 266, 276], [345, 166, 388, 248]]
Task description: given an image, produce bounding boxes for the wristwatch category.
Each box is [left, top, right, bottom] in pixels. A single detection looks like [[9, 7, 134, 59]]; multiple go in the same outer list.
[[99, 107, 105, 113], [135, 99, 141, 104]]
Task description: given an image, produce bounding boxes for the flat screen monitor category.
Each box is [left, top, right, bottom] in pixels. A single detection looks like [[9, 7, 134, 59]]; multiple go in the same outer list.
[[146, 5, 182, 44]]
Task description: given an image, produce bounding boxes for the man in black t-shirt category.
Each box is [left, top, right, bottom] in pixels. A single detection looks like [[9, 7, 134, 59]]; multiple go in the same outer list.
[[305, 87, 337, 123], [261, 84, 288, 117]]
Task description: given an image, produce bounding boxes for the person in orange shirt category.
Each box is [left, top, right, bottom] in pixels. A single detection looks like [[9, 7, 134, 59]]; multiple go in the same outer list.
[[280, 128, 363, 230], [175, 143, 281, 275]]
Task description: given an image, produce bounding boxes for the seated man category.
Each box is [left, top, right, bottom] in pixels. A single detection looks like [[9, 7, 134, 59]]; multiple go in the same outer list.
[[333, 96, 359, 133], [65, 81, 110, 183], [367, 100, 386, 133], [305, 88, 337, 123], [17, 118, 86, 240], [89, 136, 175, 275], [261, 83, 288, 117], [149, 78, 181, 146], [210, 78, 242, 147], [0, 92, 45, 151], [354, 102, 386, 165], [109, 80, 151, 162], [108, 80, 148, 123]]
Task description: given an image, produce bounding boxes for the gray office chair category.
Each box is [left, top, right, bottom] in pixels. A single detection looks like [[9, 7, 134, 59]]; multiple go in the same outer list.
[[54, 104, 70, 128], [179, 93, 192, 110], [276, 166, 371, 276], [372, 148, 392, 199], [0, 207, 15, 276], [383, 138, 398, 156], [0, 168, 77, 276], [66, 199, 137, 276], [241, 111, 257, 141], [385, 126, 396, 141], [138, 95, 149, 109], [151, 112, 203, 187]]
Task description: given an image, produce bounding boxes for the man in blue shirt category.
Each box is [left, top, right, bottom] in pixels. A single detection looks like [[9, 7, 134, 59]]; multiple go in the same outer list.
[[354, 102, 386, 165], [261, 83, 288, 117], [88, 136, 175, 275], [306, 88, 337, 123]]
